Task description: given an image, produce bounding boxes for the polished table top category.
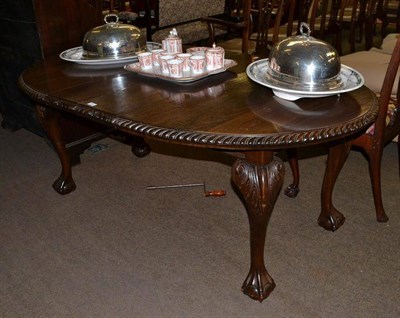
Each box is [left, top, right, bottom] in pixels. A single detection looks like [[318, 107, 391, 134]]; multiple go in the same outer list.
[[20, 54, 378, 151], [19, 53, 378, 302]]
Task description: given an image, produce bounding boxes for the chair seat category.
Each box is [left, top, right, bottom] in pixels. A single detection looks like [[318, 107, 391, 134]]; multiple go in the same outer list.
[[341, 49, 400, 94], [381, 33, 400, 53]]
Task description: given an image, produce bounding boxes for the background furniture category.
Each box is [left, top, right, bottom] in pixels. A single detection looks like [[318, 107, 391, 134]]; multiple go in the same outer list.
[[145, 0, 227, 44], [202, 0, 254, 54], [204, 0, 311, 58], [1, 0, 107, 165], [344, 0, 384, 53], [252, 0, 304, 57], [381, 0, 400, 36], [0, 0, 43, 135]]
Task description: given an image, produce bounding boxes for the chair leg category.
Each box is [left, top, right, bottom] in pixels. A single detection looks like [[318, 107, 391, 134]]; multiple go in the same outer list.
[[284, 149, 300, 198], [368, 148, 389, 222]]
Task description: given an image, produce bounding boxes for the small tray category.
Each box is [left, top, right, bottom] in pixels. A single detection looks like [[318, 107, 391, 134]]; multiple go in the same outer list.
[[124, 59, 237, 83]]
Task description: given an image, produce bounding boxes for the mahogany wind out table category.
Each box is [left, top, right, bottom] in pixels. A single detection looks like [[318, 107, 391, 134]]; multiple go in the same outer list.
[[19, 54, 378, 302]]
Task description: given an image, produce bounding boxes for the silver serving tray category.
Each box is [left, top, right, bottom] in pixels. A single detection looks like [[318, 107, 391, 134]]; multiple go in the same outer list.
[[124, 59, 237, 83], [59, 42, 162, 66], [246, 59, 364, 101]]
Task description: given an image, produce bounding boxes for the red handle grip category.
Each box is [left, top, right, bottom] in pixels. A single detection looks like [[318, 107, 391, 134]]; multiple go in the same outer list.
[[204, 190, 226, 197]]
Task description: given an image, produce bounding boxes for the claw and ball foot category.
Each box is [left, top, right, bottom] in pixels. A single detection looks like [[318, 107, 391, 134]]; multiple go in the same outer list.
[[284, 184, 299, 198], [242, 269, 276, 302]]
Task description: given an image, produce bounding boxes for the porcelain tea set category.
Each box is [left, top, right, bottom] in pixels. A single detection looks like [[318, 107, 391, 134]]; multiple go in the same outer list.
[[137, 28, 226, 78]]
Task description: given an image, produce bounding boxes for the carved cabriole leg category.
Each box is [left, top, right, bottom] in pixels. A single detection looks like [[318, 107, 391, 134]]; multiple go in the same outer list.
[[318, 141, 351, 231], [35, 105, 76, 195], [231, 151, 284, 302]]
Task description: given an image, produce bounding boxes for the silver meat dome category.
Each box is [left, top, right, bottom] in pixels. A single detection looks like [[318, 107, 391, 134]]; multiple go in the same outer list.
[[82, 14, 146, 59], [267, 23, 342, 91]]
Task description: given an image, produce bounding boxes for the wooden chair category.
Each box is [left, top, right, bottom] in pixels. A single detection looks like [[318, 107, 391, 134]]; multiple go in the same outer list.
[[202, 0, 254, 54], [346, 0, 383, 53], [307, 0, 347, 55], [202, 0, 314, 58], [285, 35, 400, 223], [249, 0, 309, 56], [254, 0, 297, 56], [381, 0, 400, 37]]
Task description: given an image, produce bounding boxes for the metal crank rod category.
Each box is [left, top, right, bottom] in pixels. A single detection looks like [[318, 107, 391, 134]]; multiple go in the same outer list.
[[147, 182, 226, 197]]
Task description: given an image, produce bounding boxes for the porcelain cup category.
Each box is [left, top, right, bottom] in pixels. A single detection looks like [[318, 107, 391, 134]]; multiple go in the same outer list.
[[189, 55, 206, 74], [206, 46, 225, 70], [167, 59, 184, 77], [159, 55, 175, 73], [177, 53, 192, 71], [186, 47, 208, 56], [151, 49, 165, 66], [137, 52, 153, 70]]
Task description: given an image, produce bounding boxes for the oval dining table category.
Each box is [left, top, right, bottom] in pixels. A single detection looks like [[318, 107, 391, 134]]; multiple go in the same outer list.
[[19, 52, 378, 302]]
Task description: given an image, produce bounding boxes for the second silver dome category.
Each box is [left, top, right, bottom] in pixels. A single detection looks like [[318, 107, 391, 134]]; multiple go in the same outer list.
[[267, 23, 343, 91]]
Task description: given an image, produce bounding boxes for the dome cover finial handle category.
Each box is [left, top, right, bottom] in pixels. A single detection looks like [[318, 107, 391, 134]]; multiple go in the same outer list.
[[300, 22, 311, 37]]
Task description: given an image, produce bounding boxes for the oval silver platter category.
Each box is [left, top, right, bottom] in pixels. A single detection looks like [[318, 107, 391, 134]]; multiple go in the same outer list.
[[246, 58, 364, 101], [59, 42, 162, 66]]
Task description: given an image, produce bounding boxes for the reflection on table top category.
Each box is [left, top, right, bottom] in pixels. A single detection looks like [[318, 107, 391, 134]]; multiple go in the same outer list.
[[19, 53, 378, 151]]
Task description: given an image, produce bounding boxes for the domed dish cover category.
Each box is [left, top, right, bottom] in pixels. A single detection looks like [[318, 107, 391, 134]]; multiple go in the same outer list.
[[267, 23, 343, 91], [82, 14, 146, 59]]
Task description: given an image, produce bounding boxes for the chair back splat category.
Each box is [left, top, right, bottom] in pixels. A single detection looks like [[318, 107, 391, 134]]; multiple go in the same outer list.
[[346, 0, 384, 53], [307, 0, 346, 54], [255, 0, 285, 52], [381, 0, 400, 37], [253, 0, 302, 58]]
